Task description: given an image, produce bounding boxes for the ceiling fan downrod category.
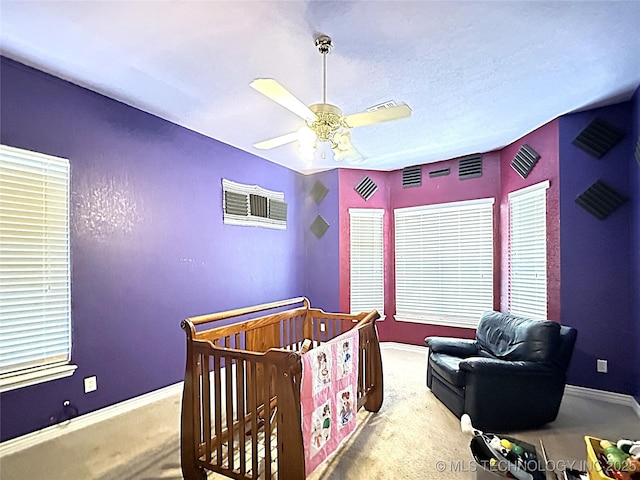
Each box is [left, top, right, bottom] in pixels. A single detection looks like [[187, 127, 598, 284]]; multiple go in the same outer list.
[[315, 35, 333, 104]]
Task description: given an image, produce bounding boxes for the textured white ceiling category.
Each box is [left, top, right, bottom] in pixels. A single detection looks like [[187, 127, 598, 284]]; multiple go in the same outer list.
[[2, 1, 640, 174]]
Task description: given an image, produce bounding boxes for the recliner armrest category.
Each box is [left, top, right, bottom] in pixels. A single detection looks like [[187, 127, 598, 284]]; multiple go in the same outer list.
[[425, 337, 479, 357], [459, 357, 558, 377]]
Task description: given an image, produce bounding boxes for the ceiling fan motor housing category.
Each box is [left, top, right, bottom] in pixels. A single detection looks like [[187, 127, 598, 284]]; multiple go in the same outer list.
[[308, 103, 346, 144]]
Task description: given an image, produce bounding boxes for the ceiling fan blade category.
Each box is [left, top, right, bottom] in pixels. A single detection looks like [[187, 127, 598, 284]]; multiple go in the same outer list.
[[253, 131, 299, 150], [343, 103, 412, 128], [250, 78, 316, 122]]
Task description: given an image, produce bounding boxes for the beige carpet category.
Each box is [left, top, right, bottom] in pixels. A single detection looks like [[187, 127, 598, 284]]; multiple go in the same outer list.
[[1, 344, 639, 480]]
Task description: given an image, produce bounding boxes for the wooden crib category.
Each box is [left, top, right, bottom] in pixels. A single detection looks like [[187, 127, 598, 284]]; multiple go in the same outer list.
[[179, 297, 383, 480]]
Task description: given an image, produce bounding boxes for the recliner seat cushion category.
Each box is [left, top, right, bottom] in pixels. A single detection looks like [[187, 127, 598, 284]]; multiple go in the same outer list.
[[476, 311, 561, 362], [429, 353, 467, 387]]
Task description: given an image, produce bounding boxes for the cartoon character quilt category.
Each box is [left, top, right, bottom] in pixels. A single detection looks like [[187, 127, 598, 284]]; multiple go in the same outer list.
[[300, 329, 359, 476]]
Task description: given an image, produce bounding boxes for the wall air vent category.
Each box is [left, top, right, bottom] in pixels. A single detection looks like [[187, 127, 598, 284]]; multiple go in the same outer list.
[[429, 167, 450, 178], [575, 180, 628, 220], [511, 144, 541, 179], [268, 199, 287, 222], [354, 176, 378, 201], [222, 179, 286, 229], [572, 118, 624, 158], [459, 155, 483, 180], [310, 180, 329, 204], [402, 165, 422, 188], [249, 194, 268, 218], [224, 191, 249, 216], [310, 215, 330, 239]]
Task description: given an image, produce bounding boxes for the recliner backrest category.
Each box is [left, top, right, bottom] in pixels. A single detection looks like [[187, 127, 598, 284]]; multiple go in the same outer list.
[[552, 325, 578, 371], [476, 311, 561, 363]]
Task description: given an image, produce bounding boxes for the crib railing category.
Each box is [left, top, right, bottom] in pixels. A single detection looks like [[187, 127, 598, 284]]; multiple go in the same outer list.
[[180, 298, 382, 480]]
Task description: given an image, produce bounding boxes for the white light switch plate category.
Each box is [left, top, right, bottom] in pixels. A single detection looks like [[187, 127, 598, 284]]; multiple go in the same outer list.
[[84, 376, 97, 393], [596, 359, 608, 373]]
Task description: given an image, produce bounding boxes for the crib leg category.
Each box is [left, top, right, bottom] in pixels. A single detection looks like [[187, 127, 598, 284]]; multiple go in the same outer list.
[[181, 463, 207, 480], [364, 338, 384, 413]]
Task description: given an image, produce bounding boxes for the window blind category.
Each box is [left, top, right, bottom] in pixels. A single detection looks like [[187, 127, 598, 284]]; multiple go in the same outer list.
[[349, 209, 384, 317], [0, 145, 72, 377], [394, 198, 494, 327], [508, 181, 549, 320]]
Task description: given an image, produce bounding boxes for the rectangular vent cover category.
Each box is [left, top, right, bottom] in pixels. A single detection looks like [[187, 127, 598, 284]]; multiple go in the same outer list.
[[429, 167, 450, 178], [222, 179, 286, 230], [459, 155, 483, 180], [402, 165, 422, 188], [224, 191, 249, 216], [310, 180, 329, 204], [354, 176, 378, 200], [268, 199, 287, 222], [511, 144, 540, 179], [249, 194, 268, 218], [575, 180, 628, 220], [572, 118, 624, 158], [310, 215, 330, 239]]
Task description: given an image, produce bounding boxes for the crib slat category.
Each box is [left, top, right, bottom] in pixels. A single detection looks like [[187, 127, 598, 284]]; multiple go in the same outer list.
[[213, 355, 222, 465], [236, 359, 246, 477], [263, 364, 272, 480], [202, 355, 211, 463], [250, 361, 259, 479], [225, 356, 234, 471]]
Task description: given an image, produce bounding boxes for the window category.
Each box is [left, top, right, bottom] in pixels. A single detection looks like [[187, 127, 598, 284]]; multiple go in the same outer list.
[[394, 198, 494, 328], [349, 209, 384, 317], [508, 181, 549, 320], [0, 145, 75, 392], [222, 179, 287, 229]]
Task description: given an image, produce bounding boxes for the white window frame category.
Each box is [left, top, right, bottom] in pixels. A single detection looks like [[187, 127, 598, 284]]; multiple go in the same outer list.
[[0, 145, 76, 393], [394, 198, 495, 328], [508, 180, 549, 320], [349, 208, 385, 319]]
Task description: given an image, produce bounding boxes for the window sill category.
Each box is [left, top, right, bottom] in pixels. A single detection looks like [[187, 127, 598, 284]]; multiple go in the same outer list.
[[0, 364, 78, 393], [394, 315, 477, 329]]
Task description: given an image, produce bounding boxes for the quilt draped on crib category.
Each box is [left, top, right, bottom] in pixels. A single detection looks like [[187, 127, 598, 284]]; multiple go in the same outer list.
[[300, 329, 359, 476]]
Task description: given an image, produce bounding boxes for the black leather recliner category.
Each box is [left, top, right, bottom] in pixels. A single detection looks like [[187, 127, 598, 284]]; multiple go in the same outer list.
[[425, 311, 577, 432]]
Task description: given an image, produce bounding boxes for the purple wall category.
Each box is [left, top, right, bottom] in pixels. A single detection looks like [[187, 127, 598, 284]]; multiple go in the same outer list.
[[0, 57, 306, 441], [302, 170, 340, 312], [631, 87, 640, 403], [559, 101, 636, 396]]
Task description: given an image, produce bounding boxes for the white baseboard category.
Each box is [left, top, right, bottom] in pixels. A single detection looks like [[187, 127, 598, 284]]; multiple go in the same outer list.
[[0, 382, 183, 457], [380, 341, 428, 353], [382, 342, 640, 420], [563, 384, 640, 419]]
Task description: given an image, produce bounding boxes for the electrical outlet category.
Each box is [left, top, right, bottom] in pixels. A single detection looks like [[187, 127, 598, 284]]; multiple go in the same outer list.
[[320, 323, 326, 332], [596, 359, 608, 374], [84, 376, 97, 393]]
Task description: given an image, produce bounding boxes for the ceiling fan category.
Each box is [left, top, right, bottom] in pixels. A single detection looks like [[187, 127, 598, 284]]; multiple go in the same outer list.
[[250, 35, 412, 163]]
